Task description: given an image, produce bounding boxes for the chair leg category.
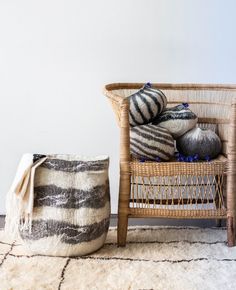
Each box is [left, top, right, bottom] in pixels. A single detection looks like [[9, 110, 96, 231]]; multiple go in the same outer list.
[[117, 214, 128, 247], [117, 172, 130, 247], [215, 191, 222, 227], [227, 216, 235, 247]]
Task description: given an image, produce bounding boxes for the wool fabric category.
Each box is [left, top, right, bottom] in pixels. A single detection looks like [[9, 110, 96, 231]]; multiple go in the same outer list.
[[152, 104, 198, 138], [128, 83, 167, 126], [18, 155, 110, 256], [130, 124, 175, 161]]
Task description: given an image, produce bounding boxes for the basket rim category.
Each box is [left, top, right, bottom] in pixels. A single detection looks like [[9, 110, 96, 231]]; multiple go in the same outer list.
[[104, 82, 236, 94]]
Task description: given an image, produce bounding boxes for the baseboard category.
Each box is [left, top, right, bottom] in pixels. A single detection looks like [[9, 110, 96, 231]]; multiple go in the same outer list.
[[0, 214, 224, 227]]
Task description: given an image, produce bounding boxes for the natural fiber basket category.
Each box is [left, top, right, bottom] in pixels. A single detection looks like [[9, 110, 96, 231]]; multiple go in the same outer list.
[[104, 83, 236, 247], [19, 154, 110, 256]]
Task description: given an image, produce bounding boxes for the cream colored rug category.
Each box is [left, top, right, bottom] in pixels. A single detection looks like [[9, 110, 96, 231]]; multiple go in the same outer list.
[[1, 226, 236, 290]]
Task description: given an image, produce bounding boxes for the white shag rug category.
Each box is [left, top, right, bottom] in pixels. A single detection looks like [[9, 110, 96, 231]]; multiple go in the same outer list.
[[0, 226, 236, 290]]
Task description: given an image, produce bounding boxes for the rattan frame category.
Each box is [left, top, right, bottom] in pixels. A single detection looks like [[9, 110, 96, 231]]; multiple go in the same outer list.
[[104, 83, 236, 247]]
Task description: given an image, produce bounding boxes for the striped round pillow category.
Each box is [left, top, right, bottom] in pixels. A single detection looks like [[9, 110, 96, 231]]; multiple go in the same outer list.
[[130, 124, 175, 161], [152, 103, 198, 138], [19, 155, 110, 257], [128, 83, 167, 127]]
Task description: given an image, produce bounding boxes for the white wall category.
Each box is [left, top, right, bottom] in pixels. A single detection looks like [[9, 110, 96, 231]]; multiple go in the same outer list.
[[0, 0, 236, 214]]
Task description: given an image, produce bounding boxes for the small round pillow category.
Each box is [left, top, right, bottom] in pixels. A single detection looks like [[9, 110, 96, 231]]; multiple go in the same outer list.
[[130, 124, 175, 161], [128, 83, 167, 127], [152, 103, 198, 138], [176, 127, 222, 159]]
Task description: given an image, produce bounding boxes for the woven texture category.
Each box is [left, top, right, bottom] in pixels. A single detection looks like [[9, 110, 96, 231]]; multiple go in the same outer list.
[[130, 155, 227, 218], [104, 83, 236, 246]]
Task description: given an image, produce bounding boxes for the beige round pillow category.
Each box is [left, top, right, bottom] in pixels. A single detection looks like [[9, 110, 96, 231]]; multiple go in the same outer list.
[[128, 83, 167, 126], [130, 124, 175, 161], [152, 103, 198, 138]]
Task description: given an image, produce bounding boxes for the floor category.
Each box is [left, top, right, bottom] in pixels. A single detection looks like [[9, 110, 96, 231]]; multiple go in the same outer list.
[[1, 225, 234, 290], [0, 215, 225, 229]]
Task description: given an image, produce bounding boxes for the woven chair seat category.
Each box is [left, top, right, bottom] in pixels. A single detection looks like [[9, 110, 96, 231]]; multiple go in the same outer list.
[[130, 154, 227, 176]]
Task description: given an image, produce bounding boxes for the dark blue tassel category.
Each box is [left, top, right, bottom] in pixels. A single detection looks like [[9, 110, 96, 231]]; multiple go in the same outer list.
[[187, 156, 194, 162], [178, 156, 185, 162], [205, 155, 211, 162], [182, 102, 189, 108], [193, 154, 199, 161]]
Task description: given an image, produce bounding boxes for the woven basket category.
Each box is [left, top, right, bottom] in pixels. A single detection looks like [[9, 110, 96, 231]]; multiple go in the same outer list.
[[104, 83, 236, 247]]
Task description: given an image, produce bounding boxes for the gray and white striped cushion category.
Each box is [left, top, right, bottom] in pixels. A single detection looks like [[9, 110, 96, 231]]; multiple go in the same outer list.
[[19, 155, 110, 257], [128, 84, 167, 127], [152, 104, 198, 138], [130, 124, 175, 161]]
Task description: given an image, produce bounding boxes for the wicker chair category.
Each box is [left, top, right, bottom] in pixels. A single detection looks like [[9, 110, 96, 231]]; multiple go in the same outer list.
[[104, 83, 236, 247]]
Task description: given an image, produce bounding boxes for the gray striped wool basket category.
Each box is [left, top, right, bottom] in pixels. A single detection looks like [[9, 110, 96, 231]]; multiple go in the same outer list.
[[130, 124, 175, 161], [19, 155, 110, 257], [128, 83, 167, 126]]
